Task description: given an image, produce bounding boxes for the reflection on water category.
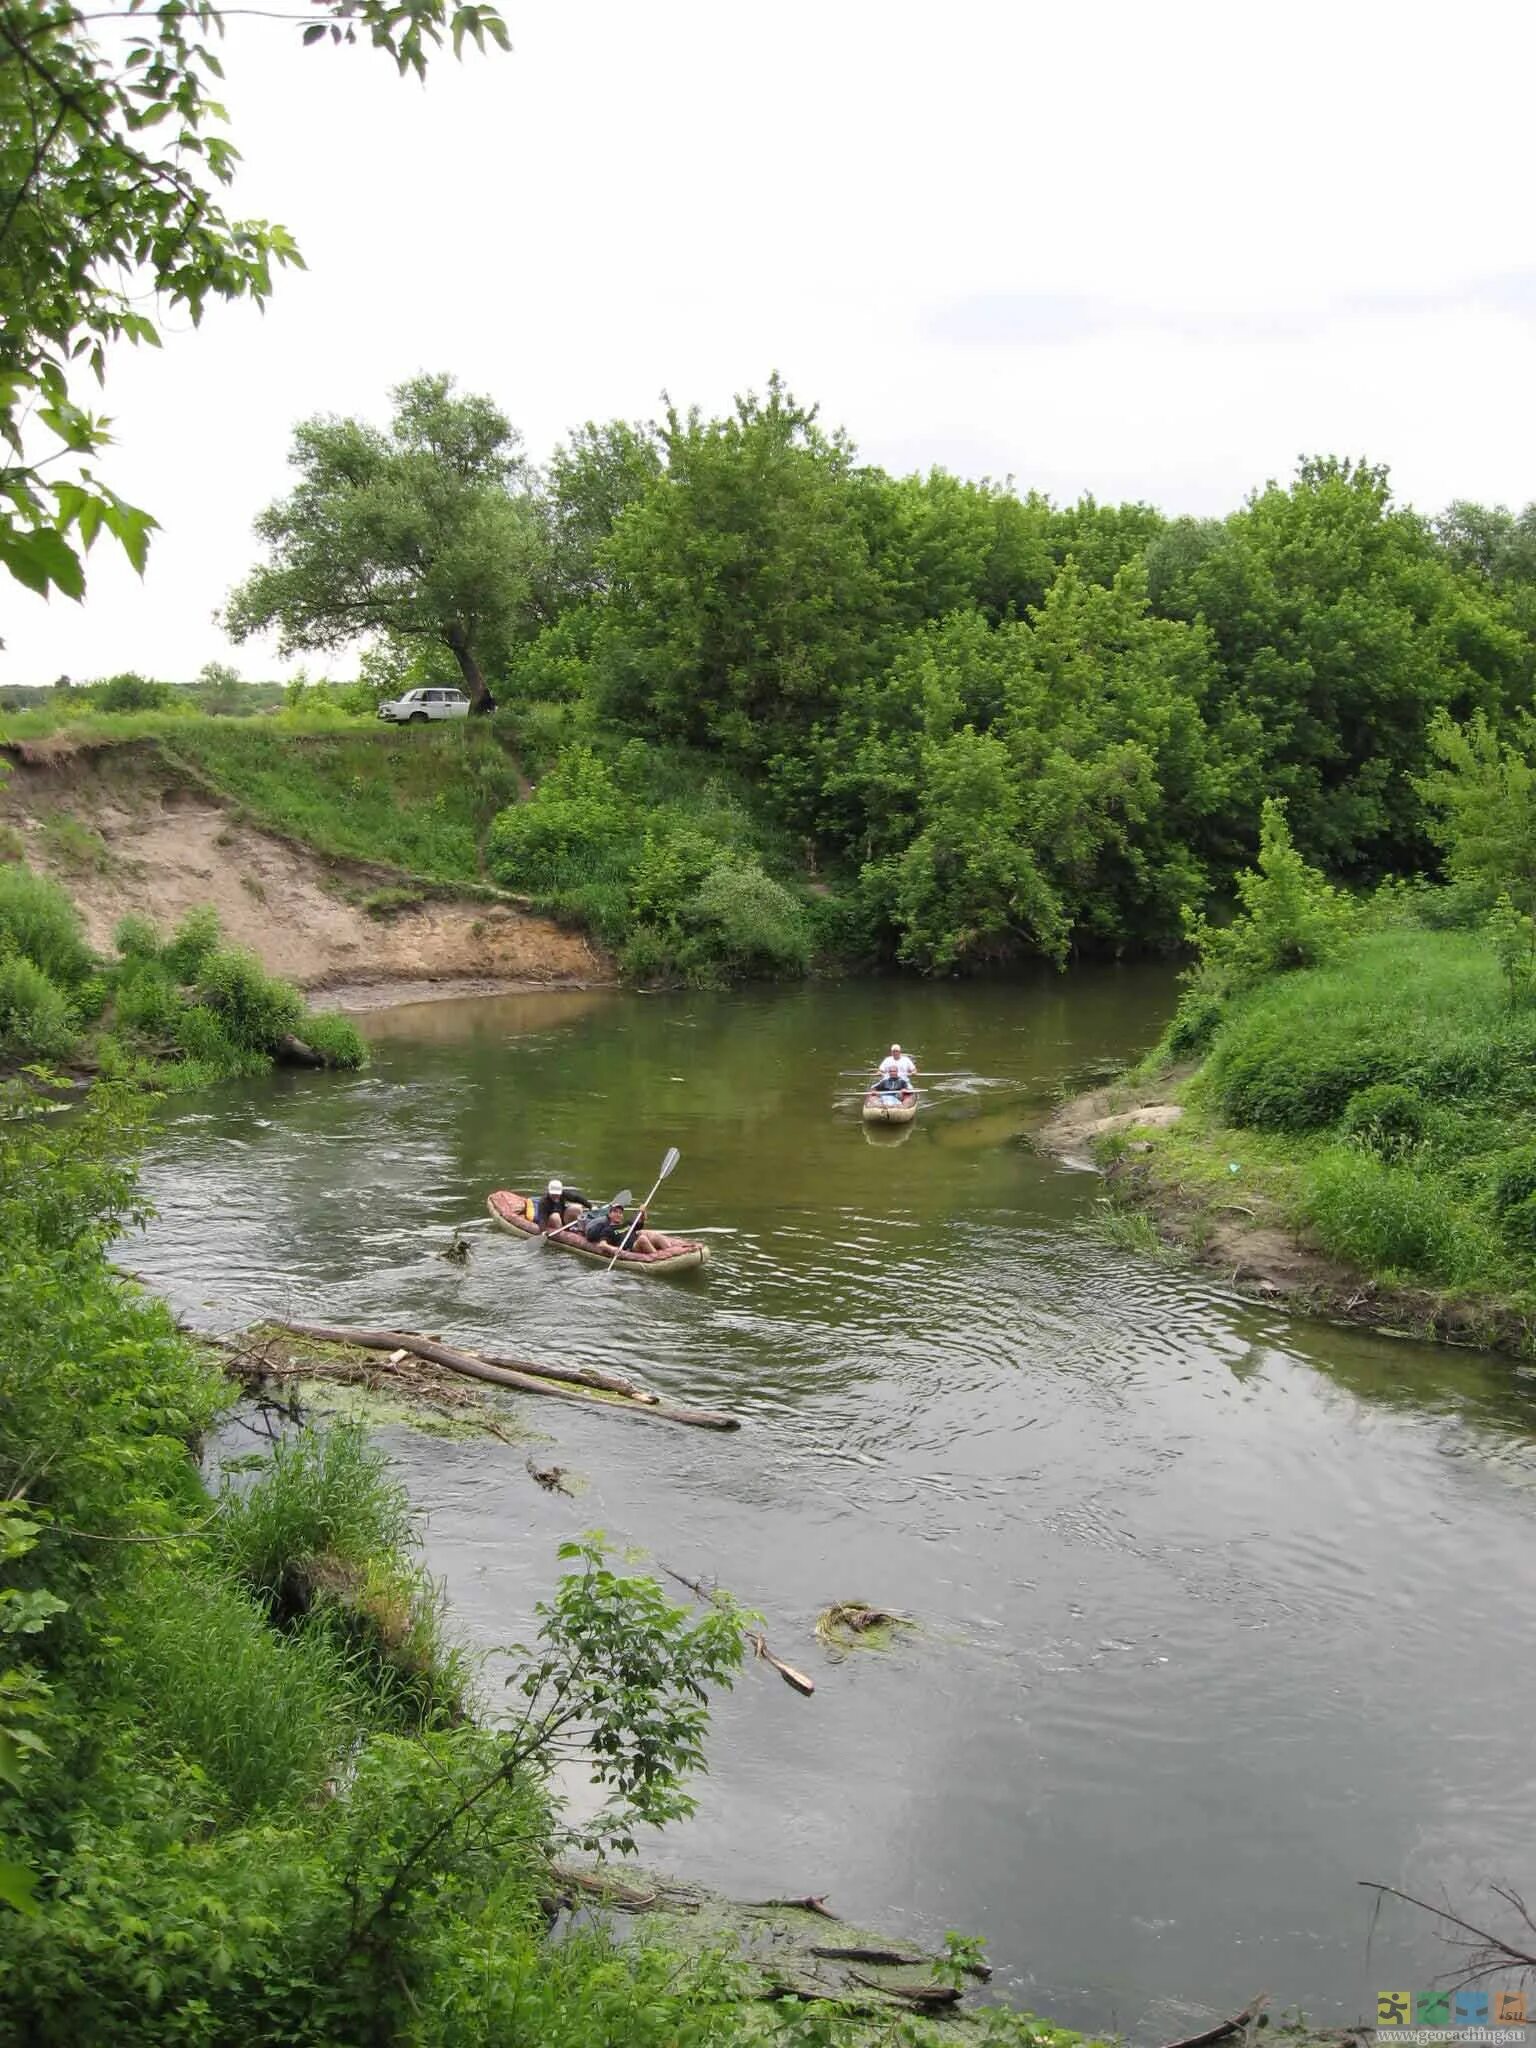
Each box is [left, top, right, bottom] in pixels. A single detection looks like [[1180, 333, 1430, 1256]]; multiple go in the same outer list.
[[133, 970, 1536, 2042]]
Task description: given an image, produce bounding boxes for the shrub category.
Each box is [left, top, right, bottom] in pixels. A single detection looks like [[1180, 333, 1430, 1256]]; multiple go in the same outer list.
[[215, 1425, 458, 1729], [615, 923, 680, 984], [1165, 990, 1226, 1058], [90, 671, 175, 712], [803, 883, 891, 968], [68, 972, 112, 1025], [113, 913, 161, 962], [297, 1012, 368, 1070], [216, 1425, 417, 1612], [115, 957, 185, 1043], [161, 905, 224, 983], [169, 1003, 269, 1079], [487, 745, 634, 893], [1340, 1082, 1428, 1160], [1185, 798, 1356, 994], [0, 866, 95, 986], [1211, 1013, 1398, 1131], [0, 955, 76, 1059], [1501, 1193, 1536, 1249], [195, 948, 305, 1053], [627, 824, 716, 929], [680, 857, 811, 980]]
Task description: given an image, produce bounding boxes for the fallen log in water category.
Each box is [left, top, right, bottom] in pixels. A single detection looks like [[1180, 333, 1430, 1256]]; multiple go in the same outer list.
[[1158, 1996, 1270, 2048], [271, 1320, 741, 1432], [659, 1564, 815, 1696], [399, 1336, 658, 1405]]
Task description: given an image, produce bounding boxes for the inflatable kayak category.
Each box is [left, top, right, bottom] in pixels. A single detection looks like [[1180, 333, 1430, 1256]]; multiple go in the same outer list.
[[486, 1190, 710, 1274], [862, 1088, 918, 1125]]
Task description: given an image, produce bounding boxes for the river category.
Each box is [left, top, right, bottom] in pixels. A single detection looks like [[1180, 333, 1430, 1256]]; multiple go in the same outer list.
[[131, 970, 1536, 2042]]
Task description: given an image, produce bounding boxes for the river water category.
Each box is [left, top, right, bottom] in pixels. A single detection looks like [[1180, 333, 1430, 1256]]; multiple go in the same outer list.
[[133, 972, 1536, 2042]]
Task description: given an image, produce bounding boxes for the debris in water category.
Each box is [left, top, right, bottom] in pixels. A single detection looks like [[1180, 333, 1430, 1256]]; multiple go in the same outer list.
[[815, 1601, 915, 1652]]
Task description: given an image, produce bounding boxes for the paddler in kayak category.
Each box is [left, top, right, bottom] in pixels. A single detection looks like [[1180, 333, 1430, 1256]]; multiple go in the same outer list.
[[582, 1201, 680, 1257], [872, 1043, 916, 1098], [534, 1178, 590, 1233]]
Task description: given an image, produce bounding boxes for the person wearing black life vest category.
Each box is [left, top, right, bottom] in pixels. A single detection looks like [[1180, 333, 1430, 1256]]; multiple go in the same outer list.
[[533, 1178, 589, 1232]]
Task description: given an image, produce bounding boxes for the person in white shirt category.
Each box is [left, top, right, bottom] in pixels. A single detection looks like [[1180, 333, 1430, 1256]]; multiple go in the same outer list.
[[875, 1044, 916, 1092]]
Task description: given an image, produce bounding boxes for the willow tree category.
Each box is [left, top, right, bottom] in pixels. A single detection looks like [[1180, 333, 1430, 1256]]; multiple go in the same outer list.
[[226, 374, 543, 711], [0, 0, 507, 608]]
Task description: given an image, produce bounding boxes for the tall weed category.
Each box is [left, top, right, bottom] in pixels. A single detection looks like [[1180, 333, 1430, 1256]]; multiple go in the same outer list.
[[0, 867, 95, 986]]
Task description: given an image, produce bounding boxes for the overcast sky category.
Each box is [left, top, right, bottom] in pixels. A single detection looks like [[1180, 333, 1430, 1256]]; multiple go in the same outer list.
[[7, 0, 1536, 684]]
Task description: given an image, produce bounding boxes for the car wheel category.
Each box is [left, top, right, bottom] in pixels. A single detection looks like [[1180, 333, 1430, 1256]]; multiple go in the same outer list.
[[410, 712, 428, 723]]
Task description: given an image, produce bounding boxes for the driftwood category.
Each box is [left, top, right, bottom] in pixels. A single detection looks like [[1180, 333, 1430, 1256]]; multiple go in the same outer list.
[[548, 1864, 702, 1914], [271, 1320, 740, 1432], [810, 1944, 928, 1967], [451, 1342, 659, 1405], [849, 1973, 959, 2010], [526, 1458, 573, 1496], [748, 1631, 816, 1698], [750, 1895, 839, 1920], [661, 1564, 815, 1697], [1158, 1995, 1269, 2048]]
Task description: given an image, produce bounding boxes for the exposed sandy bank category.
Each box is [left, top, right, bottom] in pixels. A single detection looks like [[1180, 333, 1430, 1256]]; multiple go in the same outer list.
[[0, 747, 608, 994]]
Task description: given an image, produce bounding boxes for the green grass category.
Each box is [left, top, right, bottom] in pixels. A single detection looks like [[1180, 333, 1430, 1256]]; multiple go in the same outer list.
[[0, 709, 527, 883], [1131, 924, 1536, 1328], [38, 814, 113, 874], [160, 721, 525, 881]]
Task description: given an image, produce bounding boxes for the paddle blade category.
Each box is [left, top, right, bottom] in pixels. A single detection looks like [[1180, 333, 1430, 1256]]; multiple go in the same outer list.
[[658, 1146, 681, 1180], [605, 1189, 633, 1210]]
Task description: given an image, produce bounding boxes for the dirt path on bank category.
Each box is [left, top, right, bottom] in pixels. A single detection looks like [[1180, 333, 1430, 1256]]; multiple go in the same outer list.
[[0, 747, 609, 994]]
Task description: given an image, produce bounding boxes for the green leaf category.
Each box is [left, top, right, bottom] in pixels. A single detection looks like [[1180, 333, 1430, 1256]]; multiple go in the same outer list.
[[0, 1862, 38, 1917], [0, 527, 86, 599]]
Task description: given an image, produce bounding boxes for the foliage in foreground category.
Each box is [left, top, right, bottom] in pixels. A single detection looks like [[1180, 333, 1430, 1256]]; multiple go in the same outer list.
[[0, 0, 506, 605], [0, 871, 364, 1085], [0, 1083, 1097, 2044]]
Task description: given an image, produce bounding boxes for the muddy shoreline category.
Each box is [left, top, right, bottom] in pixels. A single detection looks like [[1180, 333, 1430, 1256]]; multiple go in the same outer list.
[[1035, 1084, 1533, 1357], [320, 973, 617, 1012]]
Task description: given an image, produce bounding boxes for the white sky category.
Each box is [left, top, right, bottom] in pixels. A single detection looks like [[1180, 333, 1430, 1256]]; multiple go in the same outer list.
[[7, 0, 1536, 683]]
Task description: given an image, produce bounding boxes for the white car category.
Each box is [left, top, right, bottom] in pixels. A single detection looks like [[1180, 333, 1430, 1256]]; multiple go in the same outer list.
[[377, 687, 471, 724]]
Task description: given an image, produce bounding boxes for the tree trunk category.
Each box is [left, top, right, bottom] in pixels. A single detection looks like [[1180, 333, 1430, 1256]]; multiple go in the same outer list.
[[446, 624, 493, 715]]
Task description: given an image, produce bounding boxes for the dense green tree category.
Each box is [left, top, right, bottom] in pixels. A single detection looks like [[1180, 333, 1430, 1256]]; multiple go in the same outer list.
[[884, 726, 1066, 971], [1416, 710, 1536, 913], [226, 375, 542, 710], [0, 0, 506, 605], [1155, 459, 1526, 874], [542, 420, 663, 606], [594, 376, 883, 757]]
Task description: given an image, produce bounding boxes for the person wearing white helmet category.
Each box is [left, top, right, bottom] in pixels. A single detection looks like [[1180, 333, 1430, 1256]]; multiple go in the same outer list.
[[533, 1176, 589, 1232], [875, 1043, 916, 1095]]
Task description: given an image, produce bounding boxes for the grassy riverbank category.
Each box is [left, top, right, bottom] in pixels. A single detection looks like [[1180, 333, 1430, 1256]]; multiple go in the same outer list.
[[0, 711, 828, 985], [1054, 912, 1536, 1355]]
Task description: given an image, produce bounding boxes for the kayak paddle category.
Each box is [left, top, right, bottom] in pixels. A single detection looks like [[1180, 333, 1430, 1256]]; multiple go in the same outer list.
[[607, 1147, 680, 1273]]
